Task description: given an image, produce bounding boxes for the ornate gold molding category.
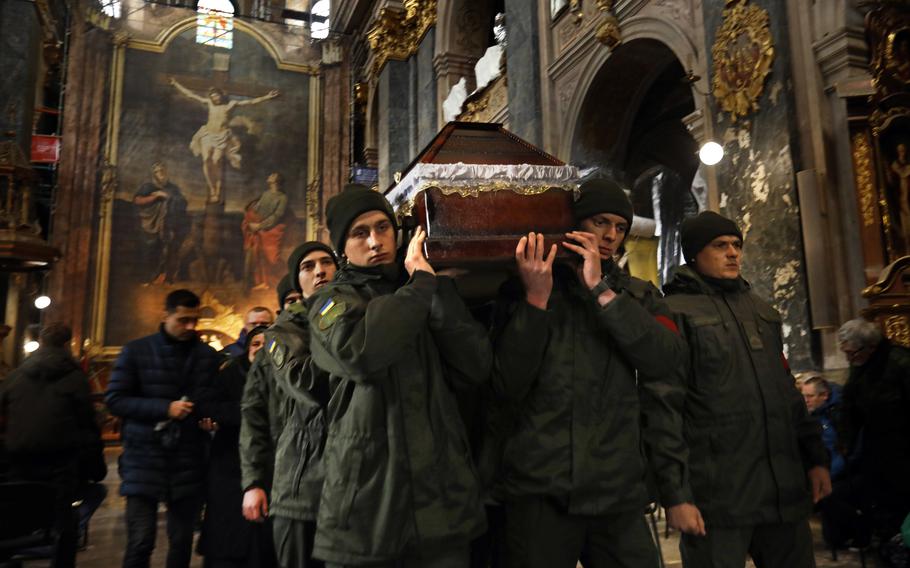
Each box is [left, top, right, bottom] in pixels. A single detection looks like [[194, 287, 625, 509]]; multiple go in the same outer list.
[[852, 131, 876, 228], [870, 106, 910, 136], [594, 0, 621, 48], [457, 76, 508, 123], [367, 0, 437, 77], [884, 314, 910, 347], [711, 0, 774, 122]]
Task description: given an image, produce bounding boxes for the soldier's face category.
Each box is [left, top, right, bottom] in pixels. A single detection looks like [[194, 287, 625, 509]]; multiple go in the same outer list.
[[162, 306, 200, 341], [578, 213, 629, 259], [344, 211, 396, 267], [282, 290, 303, 309], [298, 251, 337, 298], [694, 235, 742, 279], [247, 333, 265, 363]]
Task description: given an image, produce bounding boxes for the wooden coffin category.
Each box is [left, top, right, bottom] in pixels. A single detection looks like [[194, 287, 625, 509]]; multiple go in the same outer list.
[[386, 122, 578, 266]]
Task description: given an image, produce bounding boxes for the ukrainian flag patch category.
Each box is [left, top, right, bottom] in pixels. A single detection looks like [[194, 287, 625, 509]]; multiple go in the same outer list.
[[317, 297, 346, 330]]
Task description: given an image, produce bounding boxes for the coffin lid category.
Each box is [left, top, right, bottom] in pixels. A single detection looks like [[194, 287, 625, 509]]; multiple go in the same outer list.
[[392, 122, 564, 178], [385, 122, 579, 215]]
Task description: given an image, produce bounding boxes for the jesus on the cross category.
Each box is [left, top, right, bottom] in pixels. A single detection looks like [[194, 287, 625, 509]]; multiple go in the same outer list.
[[169, 76, 280, 203]]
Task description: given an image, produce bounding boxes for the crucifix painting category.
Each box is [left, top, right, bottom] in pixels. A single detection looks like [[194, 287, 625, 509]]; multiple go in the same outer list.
[[168, 77, 280, 204], [102, 26, 313, 346]]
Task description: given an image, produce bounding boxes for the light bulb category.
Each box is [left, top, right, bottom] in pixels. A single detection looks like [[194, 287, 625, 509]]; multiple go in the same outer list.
[[698, 141, 724, 166], [24, 340, 39, 353], [34, 295, 51, 309]]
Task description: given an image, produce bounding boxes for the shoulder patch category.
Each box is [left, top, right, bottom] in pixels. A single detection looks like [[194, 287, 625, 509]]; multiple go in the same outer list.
[[317, 298, 347, 330], [267, 338, 287, 368]]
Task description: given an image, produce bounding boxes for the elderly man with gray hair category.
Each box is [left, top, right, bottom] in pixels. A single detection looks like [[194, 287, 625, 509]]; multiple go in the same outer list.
[[837, 317, 910, 541]]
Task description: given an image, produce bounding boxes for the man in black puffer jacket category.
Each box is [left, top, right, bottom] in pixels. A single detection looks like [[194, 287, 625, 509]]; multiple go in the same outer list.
[[106, 289, 220, 568], [662, 212, 830, 568], [1, 322, 101, 568]]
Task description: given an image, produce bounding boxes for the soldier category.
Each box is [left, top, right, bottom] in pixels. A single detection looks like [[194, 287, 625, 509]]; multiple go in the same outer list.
[[491, 178, 686, 568], [306, 184, 492, 567], [240, 241, 338, 568], [662, 211, 830, 567]]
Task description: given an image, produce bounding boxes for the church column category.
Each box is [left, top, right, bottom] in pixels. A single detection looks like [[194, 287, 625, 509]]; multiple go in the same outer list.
[[0, 0, 40, 154], [48, 18, 113, 349], [503, 0, 542, 146], [702, 0, 814, 367], [413, 28, 438, 154], [377, 59, 412, 190]]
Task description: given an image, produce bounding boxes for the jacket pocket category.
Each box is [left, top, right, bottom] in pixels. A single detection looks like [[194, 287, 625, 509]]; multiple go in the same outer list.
[[689, 315, 730, 390]]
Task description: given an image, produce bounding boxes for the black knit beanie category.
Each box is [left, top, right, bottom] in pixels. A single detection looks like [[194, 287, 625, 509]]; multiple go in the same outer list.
[[276, 274, 295, 307], [680, 211, 743, 263], [326, 184, 398, 254], [572, 178, 634, 227], [286, 241, 337, 293]]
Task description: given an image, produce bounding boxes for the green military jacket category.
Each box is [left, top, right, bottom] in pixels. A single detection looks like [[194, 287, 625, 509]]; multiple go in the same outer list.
[[239, 306, 328, 521], [492, 262, 688, 515], [663, 265, 828, 527], [307, 265, 491, 565]]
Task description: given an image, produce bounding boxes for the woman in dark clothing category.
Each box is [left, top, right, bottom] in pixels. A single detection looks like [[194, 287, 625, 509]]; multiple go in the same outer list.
[[199, 326, 275, 568]]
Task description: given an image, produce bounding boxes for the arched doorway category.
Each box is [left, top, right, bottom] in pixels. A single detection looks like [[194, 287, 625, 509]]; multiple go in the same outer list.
[[570, 38, 700, 285]]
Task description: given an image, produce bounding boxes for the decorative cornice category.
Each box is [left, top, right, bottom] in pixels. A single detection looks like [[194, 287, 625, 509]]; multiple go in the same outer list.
[[367, 0, 437, 77], [813, 26, 870, 88], [432, 52, 477, 77]]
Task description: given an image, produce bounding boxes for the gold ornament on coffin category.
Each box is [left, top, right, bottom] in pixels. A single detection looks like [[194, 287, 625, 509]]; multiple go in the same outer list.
[[711, 0, 774, 122], [367, 0, 437, 77]]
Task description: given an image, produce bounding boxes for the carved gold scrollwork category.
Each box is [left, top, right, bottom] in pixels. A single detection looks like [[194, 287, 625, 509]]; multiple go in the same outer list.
[[884, 314, 910, 347], [852, 132, 876, 228], [711, 0, 774, 122], [457, 76, 508, 123], [870, 106, 910, 136], [367, 0, 437, 77], [306, 176, 321, 224], [594, 0, 621, 48]]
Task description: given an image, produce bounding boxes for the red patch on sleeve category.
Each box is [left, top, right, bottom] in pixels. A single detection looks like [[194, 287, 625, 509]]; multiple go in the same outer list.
[[655, 315, 679, 335], [781, 352, 790, 371]]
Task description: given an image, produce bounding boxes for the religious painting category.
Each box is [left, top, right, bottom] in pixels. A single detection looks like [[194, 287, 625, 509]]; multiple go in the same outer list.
[[877, 112, 910, 258], [100, 25, 315, 347]]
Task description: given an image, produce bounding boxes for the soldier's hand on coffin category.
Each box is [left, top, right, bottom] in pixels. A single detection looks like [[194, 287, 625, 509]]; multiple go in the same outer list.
[[516, 232, 556, 311], [405, 226, 435, 276], [562, 231, 603, 289]]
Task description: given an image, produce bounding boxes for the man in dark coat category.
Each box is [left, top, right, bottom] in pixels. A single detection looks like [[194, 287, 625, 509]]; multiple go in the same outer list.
[[491, 178, 686, 568], [106, 289, 220, 568], [1, 322, 101, 568], [306, 184, 492, 567], [662, 211, 830, 567], [240, 241, 338, 568], [837, 317, 910, 540], [198, 325, 274, 568]]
